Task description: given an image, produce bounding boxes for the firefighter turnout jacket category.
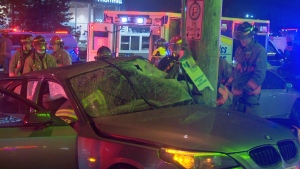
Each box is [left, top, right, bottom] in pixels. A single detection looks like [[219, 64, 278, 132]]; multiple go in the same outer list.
[[9, 49, 33, 76], [23, 52, 57, 73], [51, 48, 72, 66], [227, 39, 267, 96]]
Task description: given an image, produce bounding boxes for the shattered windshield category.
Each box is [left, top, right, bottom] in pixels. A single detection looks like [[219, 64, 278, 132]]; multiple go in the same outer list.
[[69, 58, 193, 117]]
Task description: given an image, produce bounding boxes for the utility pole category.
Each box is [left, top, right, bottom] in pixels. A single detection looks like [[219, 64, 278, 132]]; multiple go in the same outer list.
[[183, 0, 223, 106]]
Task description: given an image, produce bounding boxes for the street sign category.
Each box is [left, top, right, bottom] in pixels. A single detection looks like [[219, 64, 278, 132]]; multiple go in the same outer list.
[[186, 0, 204, 40]]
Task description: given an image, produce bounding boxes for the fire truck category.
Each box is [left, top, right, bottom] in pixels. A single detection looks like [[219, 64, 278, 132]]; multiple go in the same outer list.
[[87, 11, 181, 61], [87, 11, 283, 66]]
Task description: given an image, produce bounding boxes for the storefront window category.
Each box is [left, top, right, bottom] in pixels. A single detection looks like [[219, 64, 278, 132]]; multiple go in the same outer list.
[[67, 0, 123, 42]]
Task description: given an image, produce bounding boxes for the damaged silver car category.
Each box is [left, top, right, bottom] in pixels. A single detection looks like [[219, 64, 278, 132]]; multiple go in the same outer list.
[[0, 56, 299, 169]]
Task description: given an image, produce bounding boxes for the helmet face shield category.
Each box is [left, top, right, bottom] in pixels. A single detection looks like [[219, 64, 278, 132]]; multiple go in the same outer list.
[[234, 31, 253, 40], [33, 36, 47, 51]]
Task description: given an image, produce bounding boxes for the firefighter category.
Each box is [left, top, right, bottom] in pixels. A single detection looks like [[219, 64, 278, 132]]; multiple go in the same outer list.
[[157, 41, 182, 79], [151, 38, 168, 66], [0, 32, 13, 74], [50, 36, 72, 66], [9, 35, 34, 77], [23, 35, 57, 74], [94, 46, 112, 60], [226, 22, 267, 115]]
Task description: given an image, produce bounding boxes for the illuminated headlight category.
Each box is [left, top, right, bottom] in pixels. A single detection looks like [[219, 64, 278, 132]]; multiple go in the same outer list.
[[121, 17, 128, 23], [137, 18, 144, 24], [159, 148, 242, 169]]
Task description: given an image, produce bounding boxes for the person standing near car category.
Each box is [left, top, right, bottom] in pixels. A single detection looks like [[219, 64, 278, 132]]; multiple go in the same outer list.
[[226, 22, 267, 115], [0, 32, 13, 74], [150, 38, 168, 66], [23, 35, 57, 73], [94, 46, 112, 60], [50, 36, 72, 66], [9, 35, 34, 77]]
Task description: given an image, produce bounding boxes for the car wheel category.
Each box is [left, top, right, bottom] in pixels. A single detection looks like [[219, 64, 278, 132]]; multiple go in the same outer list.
[[109, 163, 138, 169], [290, 99, 300, 127]]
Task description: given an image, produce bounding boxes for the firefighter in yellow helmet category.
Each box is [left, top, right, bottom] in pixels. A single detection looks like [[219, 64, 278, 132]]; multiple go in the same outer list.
[[23, 35, 57, 73], [151, 38, 168, 66], [50, 36, 72, 66], [226, 22, 267, 115]]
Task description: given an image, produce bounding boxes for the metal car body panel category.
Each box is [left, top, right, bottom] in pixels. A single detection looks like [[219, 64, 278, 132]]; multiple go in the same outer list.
[[0, 126, 78, 169], [260, 70, 300, 119], [0, 88, 78, 169], [93, 105, 296, 152]]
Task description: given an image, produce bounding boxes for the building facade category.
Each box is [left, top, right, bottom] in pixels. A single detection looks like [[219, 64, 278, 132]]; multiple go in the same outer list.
[[68, 0, 125, 42]]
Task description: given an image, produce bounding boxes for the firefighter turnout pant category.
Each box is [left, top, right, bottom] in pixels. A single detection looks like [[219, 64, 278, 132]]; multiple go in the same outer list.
[[230, 93, 260, 116]]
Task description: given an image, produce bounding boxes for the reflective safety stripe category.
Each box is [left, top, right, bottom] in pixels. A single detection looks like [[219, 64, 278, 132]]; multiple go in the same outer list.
[[247, 79, 259, 90], [56, 109, 78, 120]]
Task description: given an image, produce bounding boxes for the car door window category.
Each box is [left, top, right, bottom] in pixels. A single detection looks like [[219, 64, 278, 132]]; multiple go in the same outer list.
[[0, 79, 39, 101], [262, 71, 286, 89], [40, 81, 77, 124], [0, 91, 35, 127]]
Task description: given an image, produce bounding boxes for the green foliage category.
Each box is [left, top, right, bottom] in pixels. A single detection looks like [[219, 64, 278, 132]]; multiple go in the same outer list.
[[0, 0, 10, 26], [0, 0, 73, 32]]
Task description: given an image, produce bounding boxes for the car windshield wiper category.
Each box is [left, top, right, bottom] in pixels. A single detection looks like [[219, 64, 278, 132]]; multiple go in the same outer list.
[[99, 58, 159, 109]]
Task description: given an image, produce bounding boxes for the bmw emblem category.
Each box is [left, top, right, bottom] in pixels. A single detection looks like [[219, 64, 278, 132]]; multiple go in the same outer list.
[[264, 135, 272, 140]]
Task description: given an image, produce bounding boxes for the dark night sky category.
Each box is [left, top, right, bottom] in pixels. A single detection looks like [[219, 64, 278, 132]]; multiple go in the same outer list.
[[125, 0, 182, 12], [124, 0, 300, 31]]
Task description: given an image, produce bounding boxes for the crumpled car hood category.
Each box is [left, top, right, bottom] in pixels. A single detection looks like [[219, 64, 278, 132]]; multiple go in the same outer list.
[[93, 104, 296, 153]]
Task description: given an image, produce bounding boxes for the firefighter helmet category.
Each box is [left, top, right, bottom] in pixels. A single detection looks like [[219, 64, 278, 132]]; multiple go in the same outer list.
[[169, 35, 182, 45], [155, 38, 167, 48], [32, 35, 46, 46], [20, 35, 33, 45], [50, 36, 64, 45], [32, 35, 46, 51], [234, 22, 257, 40], [95, 46, 112, 60]]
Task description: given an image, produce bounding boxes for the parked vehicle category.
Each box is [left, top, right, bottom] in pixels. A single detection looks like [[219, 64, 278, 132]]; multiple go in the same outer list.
[[0, 56, 299, 169], [260, 69, 300, 125]]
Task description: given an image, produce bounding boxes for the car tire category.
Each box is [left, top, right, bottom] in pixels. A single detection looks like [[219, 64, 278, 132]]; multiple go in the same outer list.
[[109, 163, 138, 169], [290, 99, 300, 127]]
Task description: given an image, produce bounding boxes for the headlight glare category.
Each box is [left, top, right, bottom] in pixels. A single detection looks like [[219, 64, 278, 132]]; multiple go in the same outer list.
[[160, 148, 241, 169]]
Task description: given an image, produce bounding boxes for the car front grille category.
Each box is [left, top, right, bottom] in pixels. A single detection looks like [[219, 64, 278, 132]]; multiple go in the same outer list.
[[249, 140, 299, 167], [277, 140, 298, 163], [249, 145, 281, 167]]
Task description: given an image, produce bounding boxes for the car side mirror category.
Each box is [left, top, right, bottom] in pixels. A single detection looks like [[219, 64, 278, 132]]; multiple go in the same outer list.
[[24, 111, 53, 126]]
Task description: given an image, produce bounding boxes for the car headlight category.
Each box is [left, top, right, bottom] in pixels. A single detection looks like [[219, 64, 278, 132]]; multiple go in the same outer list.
[[159, 148, 242, 169]]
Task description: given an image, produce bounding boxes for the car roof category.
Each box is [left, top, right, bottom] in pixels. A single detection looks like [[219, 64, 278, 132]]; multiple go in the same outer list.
[[22, 56, 143, 81]]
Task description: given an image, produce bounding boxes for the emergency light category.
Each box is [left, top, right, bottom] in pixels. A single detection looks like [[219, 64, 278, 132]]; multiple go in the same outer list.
[[137, 18, 144, 24], [121, 17, 128, 23]]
